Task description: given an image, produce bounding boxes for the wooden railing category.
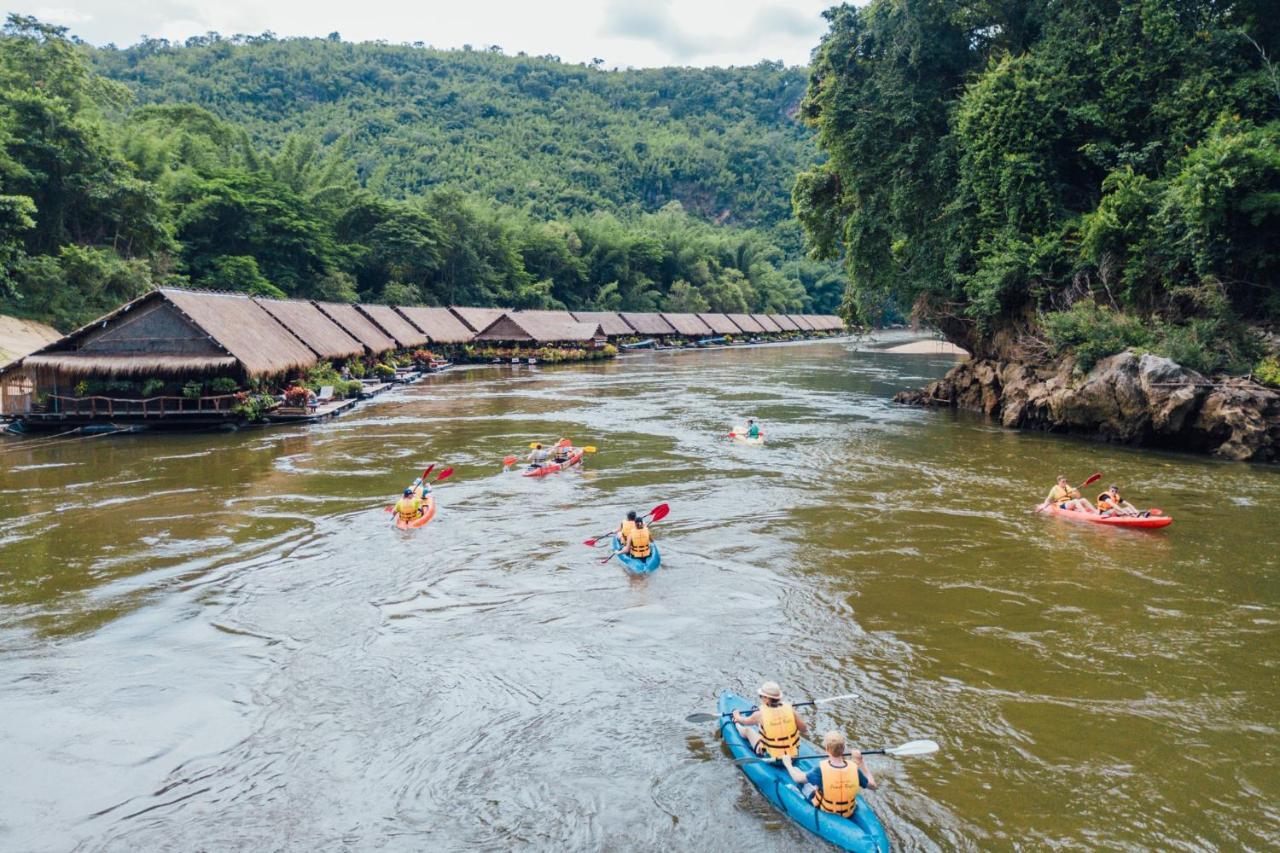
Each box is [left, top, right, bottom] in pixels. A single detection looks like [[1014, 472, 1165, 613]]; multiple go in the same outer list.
[[47, 393, 242, 418]]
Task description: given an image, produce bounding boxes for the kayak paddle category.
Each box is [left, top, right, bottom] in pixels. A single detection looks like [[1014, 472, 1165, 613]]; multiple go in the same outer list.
[[1034, 472, 1101, 514], [383, 466, 452, 512], [685, 692, 860, 723], [599, 504, 671, 564], [584, 502, 669, 547], [732, 739, 939, 765]]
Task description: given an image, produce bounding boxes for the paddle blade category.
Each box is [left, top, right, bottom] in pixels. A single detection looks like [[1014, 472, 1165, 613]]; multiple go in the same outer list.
[[502, 455, 517, 466], [529, 441, 542, 448], [583, 538, 600, 547], [685, 712, 720, 724], [810, 692, 860, 706], [582, 446, 597, 453], [422, 465, 435, 481], [1148, 508, 1164, 516], [648, 503, 670, 523], [1081, 472, 1102, 488], [384, 505, 394, 513], [884, 739, 939, 757], [434, 467, 454, 482]]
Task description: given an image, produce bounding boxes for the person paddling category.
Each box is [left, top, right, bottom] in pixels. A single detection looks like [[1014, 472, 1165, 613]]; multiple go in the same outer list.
[[745, 418, 761, 439], [553, 438, 573, 464], [393, 487, 423, 522], [781, 730, 877, 817], [731, 681, 809, 758], [1045, 475, 1094, 513], [1097, 485, 1142, 517], [619, 510, 638, 539], [527, 443, 551, 471], [616, 517, 653, 561]]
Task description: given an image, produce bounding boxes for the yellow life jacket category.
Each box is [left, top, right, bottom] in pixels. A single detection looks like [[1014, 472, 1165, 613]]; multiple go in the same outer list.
[[1097, 492, 1115, 511], [812, 759, 859, 817], [620, 519, 637, 538], [757, 702, 799, 758], [1050, 485, 1079, 503], [394, 497, 420, 520], [628, 527, 651, 558]]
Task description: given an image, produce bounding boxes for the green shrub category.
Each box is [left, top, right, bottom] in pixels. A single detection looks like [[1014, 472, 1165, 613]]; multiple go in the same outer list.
[[74, 380, 90, 396], [182, 380, 204, 399], [232, 392, 276, 422], [1041, 303, 1153, 372], [1254, 357, 1280, 388], [340, 379, 364, 398], [209, 376, 239, 394], [140, 378, 166, 397], [374, 362, 396, 378]]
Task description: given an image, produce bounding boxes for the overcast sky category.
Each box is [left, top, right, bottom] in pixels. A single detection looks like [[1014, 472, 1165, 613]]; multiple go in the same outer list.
[[19, 0, 838, 67]]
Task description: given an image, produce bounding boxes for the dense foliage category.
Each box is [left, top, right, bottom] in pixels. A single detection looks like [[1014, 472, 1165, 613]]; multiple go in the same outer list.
[[0, 17, 837, 331], [797, 0, 1280, 372]]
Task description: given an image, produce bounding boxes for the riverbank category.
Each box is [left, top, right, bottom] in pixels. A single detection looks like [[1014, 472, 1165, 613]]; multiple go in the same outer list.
[[894, 350, 1280, 462]]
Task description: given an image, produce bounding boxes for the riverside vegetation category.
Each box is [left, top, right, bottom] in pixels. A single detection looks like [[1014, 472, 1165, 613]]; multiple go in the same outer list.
[[795, 0, 1280, 459], [0, 16, 843, 334]]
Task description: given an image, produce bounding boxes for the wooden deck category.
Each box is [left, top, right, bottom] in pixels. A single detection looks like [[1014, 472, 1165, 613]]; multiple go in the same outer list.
[[265, 397, 359, 424]]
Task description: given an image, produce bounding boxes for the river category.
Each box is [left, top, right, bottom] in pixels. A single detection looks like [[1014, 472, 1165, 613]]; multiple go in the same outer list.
[[1, 339, 1276, 851]]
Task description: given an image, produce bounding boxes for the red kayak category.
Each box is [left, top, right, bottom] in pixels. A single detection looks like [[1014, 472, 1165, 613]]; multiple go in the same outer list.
[[1039, 502, 1172, 528], [522, 450, 584, 477]]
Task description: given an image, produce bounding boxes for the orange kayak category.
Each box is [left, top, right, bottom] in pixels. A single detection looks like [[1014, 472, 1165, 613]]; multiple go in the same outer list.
[[522, 450, 584, 477], [1040, 502, 1172, 528]]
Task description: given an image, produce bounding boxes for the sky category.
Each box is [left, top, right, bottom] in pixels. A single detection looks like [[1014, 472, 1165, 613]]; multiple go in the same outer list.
[[18, 0, 838, 68]]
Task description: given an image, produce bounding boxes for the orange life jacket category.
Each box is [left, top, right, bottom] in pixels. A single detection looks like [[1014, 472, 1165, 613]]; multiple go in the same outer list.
[[757, 702, 799, 758], [811, 759, 859, 816], [628, 526, 651, 558]]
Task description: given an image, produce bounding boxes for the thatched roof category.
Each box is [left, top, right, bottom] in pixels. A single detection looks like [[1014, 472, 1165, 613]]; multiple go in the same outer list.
[[771, 314, 802, 332], [818, 314, 846, 331], [697, 313, 743, 335], [475, 311, 603, 343], [726, 314, 765, 334], [569, 311, 633, 337], [396, 306, 475, 344], [788, 315, 816, 331], [450, 306, 508, 333], [163, 289, 317, 377], [0, 315, 61, 364], [618, 312, 677, 336], [23, 353, 238, 376], [254, 298, 364, 360], [660, 313, 714, 336], [358, 303, 428, 348], [315, 302, 397, 354], [751, 314, 783, 333]]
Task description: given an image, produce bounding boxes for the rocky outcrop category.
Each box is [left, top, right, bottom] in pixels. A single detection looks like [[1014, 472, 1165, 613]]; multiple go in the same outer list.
[[894, 350, 1280, 462]]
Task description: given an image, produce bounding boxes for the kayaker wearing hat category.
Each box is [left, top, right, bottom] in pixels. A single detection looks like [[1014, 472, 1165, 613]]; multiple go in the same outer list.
[[393, 487, 422, 522], [527, 443, 551, 471], [781, 730, 877, 817], [1097, 485, 1142, 517], [731, 681, 809, 758], [1045, 475, 1094, 512], [616, 517, 652, 561]]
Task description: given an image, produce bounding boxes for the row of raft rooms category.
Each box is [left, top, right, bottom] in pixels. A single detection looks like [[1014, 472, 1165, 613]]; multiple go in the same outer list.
[[0, 287, 845, 431]]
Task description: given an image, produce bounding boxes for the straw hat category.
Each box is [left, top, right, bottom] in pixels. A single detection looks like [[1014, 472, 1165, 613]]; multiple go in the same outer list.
[[758, 681, 782, 700]]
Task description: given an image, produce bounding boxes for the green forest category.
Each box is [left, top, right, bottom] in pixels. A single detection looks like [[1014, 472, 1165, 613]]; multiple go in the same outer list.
[[797, 0, 1280, 376], [0, 16, 841, 332]]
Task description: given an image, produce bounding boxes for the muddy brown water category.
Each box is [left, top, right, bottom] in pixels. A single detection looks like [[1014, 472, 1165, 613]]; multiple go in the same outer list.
[[1, 340, 1276, 851]]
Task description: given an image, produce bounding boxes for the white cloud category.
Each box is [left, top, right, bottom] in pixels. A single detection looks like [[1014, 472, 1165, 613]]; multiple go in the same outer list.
[[10, 0, 833, 67]]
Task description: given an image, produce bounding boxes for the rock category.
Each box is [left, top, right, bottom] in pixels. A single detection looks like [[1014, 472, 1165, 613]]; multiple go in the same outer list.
[[892, 348, 1280, 463]]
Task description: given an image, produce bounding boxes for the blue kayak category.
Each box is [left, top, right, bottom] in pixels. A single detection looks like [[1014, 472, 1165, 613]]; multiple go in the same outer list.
[[611, 535, 661, 575], [717, 692, 891, 852]]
